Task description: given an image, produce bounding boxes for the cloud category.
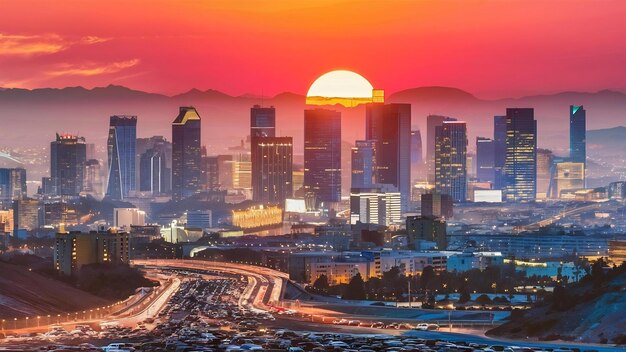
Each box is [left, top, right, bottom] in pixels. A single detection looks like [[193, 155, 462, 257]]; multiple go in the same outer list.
[[46, 59, 141, 77], [0, 33, 109, 57]]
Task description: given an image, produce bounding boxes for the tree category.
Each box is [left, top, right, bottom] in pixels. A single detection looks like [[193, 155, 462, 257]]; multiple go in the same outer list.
[[420, 266, 435, 290], [342, 273, 366, 300], [475, 294, 492, 306], [458, 288, 471, 304], [313, 274, 329, 293]]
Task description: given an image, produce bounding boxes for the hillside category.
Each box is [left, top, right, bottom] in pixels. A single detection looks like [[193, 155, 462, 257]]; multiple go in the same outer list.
[[0, 262, 111, 318], [488, 263, 626, 344]]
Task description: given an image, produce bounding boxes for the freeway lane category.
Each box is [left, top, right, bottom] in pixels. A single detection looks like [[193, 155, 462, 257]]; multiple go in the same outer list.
[[133, 259, 625, 351]]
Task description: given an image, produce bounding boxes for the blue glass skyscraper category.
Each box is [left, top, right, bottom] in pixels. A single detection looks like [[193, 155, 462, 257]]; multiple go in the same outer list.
[[569, 105, 586, 165], [106, 115, 137, 200]]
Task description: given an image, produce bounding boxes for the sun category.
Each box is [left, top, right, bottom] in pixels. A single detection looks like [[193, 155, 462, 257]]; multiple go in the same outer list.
[[306, 70, 383, 107]]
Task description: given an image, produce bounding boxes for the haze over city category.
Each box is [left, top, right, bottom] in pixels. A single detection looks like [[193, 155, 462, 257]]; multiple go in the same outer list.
[[0, 1, 625, 352]]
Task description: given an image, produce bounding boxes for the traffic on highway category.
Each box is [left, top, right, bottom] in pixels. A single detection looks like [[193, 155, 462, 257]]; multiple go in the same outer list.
[[0, 261, 619, 351]]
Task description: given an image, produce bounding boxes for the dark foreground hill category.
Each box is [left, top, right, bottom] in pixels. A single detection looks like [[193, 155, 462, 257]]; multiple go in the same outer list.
[[487, 262, 626, 345], [0, 262, 111, 318]]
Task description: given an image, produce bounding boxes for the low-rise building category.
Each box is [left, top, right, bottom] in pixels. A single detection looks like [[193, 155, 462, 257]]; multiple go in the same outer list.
[[446, 249, 504, 272], [54, 228, 130, 276]]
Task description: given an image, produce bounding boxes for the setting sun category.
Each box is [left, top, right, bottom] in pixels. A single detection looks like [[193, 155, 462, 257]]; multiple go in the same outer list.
[[306, 70, 382, 107]]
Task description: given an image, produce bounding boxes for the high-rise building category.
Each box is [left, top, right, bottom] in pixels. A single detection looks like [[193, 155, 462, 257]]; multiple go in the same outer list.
[[570, 105, 586, 165], [608, 181, 626, 200], [83, 159, 103, 197], [552, 162, 585, 199], [106, 115, 137, 200], [406, 215, 447, 251], [411, 130, 423, 165], [351, 140, 376, 188], [421, 193, 453, 219], [54, 229, 130, 276], [427, 115, 456, 183], [252, 137, 293, 204], [476, 137, 495, 183], [0, 168, 26, 202], [493, 115, 507, 189], [536, 148, 554, 199], [13, 198, 41, 235], [136, 136, 172, 192], [172, 107, 202, 200], [50, 133, 87, 196], [503, 108, 537, 202], [249, 105, 292, 203], [250, 105, 276, 139], [350, 186, 401, 226], [434, 121, 467, 202], [202, 155, 219, 191], [304, 108, 341, 204], [114, 208, 146, 230], [366, 103, 411, 211], [139, 148, 169, 194]]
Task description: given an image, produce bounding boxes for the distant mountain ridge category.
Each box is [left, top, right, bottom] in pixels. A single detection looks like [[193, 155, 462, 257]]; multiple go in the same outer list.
[[0, 84, 625, 155]]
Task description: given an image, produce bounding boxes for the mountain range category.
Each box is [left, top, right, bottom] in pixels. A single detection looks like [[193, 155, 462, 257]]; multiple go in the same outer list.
[[1, 85, 625, 157]]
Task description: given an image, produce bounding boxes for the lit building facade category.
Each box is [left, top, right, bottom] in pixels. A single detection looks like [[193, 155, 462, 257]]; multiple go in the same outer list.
[[552, 162, 585, 199], [304, 108, 341, 204], [351, 140, 376, 188], [0, 168, 27, 203], [172, 107, 202, 200], [114, 208, 146, 230], [493, 115, 507, 190], [50, 133, 87, 196], [366, 103, 411, 212], [476, 137, 495, 183], [427, 115, 456, 183], [252, 137, 293, 205], [406, 215, 447, 251], [350, 187, 401, 226], [503, 108, 537, 202], [231, 205, 283, 229], [54, 229, 130, 276], [434, 121, 467, 202], [106, 115, 137, 200]]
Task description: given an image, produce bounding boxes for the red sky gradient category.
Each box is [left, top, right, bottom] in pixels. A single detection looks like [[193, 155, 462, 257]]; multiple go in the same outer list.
[[1, 0, 625, 98]]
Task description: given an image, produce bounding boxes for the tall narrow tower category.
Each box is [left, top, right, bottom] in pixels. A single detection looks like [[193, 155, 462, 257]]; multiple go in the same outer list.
[[172, 107, 202, 201], [106, 115, 137, 200]]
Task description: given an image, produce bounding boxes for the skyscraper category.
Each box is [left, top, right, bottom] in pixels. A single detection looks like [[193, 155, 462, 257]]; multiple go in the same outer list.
[[411, 130, 423, 165], [83, 159, 103, 197], [50, 133, 87, 196], [136, 136, 172, 193], [252, 137, 293, 204], [351, 140, 376, 188], [569, 105, 586, 165], [0, 168, 26, 202], [434, 121, 467, 202], [366, 103, 411, 211], [106, 115, 137, 200], [304, 108, 341, 204], [493, 115, 507, 189], [476, 137, 495, 183], [427, 115, 456, 183], [172, 107, 202, 201], [250, 105, 276, 139], [503, 108, 537, 202], [250, 106, 292, 204], [139, 148, 168, 194]]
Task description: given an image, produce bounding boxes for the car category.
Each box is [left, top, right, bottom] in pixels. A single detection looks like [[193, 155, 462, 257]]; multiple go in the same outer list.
[[370, 321, 385, 328]]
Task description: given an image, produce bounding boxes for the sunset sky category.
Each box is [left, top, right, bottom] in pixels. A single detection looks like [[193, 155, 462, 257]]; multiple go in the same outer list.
[[1, 0, 625, 98]]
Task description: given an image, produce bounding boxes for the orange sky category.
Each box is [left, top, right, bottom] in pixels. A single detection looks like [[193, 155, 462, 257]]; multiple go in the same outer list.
[[1, 0, 625, 98]]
